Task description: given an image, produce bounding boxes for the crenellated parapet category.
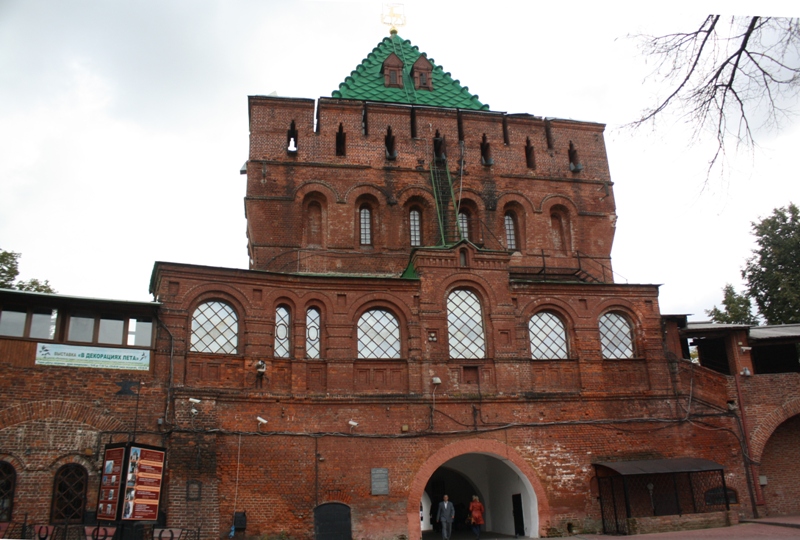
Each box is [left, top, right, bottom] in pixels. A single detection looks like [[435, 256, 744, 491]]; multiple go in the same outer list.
[[245, 96, 617, 281]]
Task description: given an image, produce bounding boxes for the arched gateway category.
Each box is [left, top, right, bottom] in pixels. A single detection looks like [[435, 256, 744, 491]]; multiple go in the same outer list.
[[406, 440, 551, 539]]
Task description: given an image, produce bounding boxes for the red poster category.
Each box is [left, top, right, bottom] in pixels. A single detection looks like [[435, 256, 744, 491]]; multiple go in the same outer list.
[[97, 447, 125, 520], [122, 446, 166, 521]]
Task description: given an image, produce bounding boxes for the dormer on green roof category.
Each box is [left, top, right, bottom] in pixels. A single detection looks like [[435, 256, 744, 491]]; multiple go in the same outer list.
[[332, 31, 489, 110]]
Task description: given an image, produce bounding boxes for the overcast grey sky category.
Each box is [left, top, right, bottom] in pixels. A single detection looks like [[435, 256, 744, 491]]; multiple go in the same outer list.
[[0, 0, 797, 320]]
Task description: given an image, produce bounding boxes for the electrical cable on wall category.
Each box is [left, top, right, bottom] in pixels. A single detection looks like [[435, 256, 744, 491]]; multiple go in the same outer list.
[[229, 434, 242, 538]]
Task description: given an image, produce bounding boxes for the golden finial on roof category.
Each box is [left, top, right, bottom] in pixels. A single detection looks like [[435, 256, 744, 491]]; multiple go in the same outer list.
[[381, 3, 406, 35]]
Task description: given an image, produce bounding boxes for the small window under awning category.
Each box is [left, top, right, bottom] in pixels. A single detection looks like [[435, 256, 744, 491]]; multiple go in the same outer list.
[[594, 457, 724, 475]]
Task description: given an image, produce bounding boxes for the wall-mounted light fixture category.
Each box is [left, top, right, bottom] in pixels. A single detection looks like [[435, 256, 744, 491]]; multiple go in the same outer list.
[[431, 377, 442, 430]]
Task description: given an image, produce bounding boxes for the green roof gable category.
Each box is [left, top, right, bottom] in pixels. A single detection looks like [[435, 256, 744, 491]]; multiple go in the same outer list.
[[332, 32, 489, 110]]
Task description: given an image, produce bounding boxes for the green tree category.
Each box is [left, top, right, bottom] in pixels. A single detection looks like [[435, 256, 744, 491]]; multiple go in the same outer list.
[[705, 284, 758, 324], [0, 248, 56, 293], [742, 203, 800, 325]]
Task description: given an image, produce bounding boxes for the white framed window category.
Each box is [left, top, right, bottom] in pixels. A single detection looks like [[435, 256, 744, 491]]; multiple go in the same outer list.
[[274, 306, 291, 358], [447, 290, 486, 359], [306, 308, 321, 359], [410, 209, 421, 247], [458, 211, 469, 240], [529, 311, 568, 359], [505, 213, 517, 250], [358, 309, 401, 359], [599, 312, 635, 359], [190, 301, 238, 354], [360, 206, 372, 245]]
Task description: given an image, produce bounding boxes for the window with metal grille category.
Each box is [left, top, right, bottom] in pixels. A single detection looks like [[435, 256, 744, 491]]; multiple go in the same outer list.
[[51, 464, 87, 524], [599, 312, 635, 359], [274, 306, 291, 358], [529, 311, 568, 359], [410, 209, 421, 247], [190, 301, 238, 354], [504, 213, 517, 250], [306, 308, 321, 359], [458, 212, 469, 240], [0, 461, 15, 522], [357, 309, 401, 359], [447, 290, 486, 359], [360, 206, 372, 245]]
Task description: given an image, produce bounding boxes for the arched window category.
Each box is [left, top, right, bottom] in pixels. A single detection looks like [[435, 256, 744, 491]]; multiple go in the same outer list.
[[458, 211, 469, 240], [360, 206, 372, 245], [274, 306, 291, 358], [599, 312, 635, 359], [447, 290, 486, 359], [306, 308, 321, 359], [307, 201, 323, 246], [410, 209, 421, 247], [357, 309, 400, 359], [0, 462, 15, 522], [51, 464, 87, 524], [504, 213, 518, 251], [190, 301, 238, 354], [529, 311, 568, 359]]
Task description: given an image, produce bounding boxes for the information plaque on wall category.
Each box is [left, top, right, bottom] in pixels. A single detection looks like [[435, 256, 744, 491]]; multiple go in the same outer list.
[[96, 442, 166, 522]]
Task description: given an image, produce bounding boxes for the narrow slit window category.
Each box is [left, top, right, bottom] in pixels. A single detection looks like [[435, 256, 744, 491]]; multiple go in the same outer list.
[[525, 137, 536, 169], [336, 124, 346, 156]]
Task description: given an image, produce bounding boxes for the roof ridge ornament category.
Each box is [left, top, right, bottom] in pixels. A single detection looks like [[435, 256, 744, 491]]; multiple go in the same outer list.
[[381, 3, 406, 35]]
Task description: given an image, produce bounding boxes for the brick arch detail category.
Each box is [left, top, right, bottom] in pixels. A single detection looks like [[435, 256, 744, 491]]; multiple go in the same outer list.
[[405, 439, 551, 540], [749, 398, 800, 462], [295, 180, 342, 203], [0, 400, 127, 433]]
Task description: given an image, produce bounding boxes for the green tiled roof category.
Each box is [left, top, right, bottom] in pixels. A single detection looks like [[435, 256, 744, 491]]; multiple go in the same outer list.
[[332, 32, 489, 110]]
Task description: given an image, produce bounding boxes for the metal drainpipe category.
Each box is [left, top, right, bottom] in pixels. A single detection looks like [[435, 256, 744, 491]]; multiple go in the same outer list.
[[156, 315, 175, 424]]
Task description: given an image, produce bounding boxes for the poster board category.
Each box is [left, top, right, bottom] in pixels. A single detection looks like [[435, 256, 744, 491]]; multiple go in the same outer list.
[[97, 442, 166, 522]]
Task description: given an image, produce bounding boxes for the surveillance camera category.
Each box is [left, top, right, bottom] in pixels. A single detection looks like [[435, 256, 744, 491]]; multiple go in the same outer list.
[[256, 417, 268, 424], [188, 398, 201, 404], [190, 407, 199, 415], [348, 420, 358, 427]]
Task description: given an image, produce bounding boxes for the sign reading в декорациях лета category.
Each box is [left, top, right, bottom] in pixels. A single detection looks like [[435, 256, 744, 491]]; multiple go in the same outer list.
[[35, 343, 150, 370]]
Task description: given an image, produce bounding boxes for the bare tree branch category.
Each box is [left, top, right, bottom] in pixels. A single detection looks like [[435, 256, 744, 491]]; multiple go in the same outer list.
[[627, 16, 800, 179]]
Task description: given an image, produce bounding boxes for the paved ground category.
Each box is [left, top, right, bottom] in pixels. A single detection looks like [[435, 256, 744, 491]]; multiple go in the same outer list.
[[423, 515, 800, 538], [574, 515, 800, 539]]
